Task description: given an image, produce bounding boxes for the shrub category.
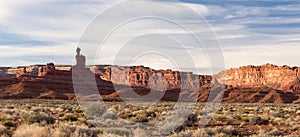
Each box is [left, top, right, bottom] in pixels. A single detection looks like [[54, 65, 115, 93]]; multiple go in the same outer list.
[[24, 113, 55, 124], [171, 128, 210, 137], [51, 123, 98, 137], [131, 113, 148, 122], [145, 111, 156, 118], [222, 125, 238, 136], [170, 129, 193, 137], [184, 113, 198, 127], [250, 116, 268, 125], [73, 127, 98, 137], [271, 112, 284, 118], [104, 128, 132, 137], [271, 117, 284, 125], [51, 125, 74, 137], [73, 108, 83, 113], [213, 115, 227, 121], [206, 126, 238, 136], [192, 128, 210, 137], [85, 102, 106, 118], [64, 115, 78, 122], [226, 118, 234, 125], [241, 117, 250, 122], [6, 106, 14, 109], [232, 115, 242, 120], [3, 120, 16, 128], [291, 124, 300, 131], [250, 130, 271, 137], [102, 112, 118, 120], [13, 124, 49, 137], [133, 128, 150, 137], [268, 128, 282, 136]]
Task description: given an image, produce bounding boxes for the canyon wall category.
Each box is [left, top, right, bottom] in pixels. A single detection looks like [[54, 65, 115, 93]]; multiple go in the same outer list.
[[3, 63, 300, 94], [0, 65, 72, 78], [0, 67, 20, 78], [91, 65, 212, 90], [215, 64, 300, 93], [0, 62, 300, 103]]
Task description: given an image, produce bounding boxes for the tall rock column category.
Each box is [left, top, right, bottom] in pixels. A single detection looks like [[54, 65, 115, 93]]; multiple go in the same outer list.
[[75, 47, 86, 68]]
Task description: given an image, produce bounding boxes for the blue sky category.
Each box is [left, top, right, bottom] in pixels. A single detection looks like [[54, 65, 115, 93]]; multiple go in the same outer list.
[[0, 0, 299, 74]]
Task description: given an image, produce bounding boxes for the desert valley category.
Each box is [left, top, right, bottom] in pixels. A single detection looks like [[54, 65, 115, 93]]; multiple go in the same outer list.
[[0, 53, 299, 104], [0, 50, 299, 136]]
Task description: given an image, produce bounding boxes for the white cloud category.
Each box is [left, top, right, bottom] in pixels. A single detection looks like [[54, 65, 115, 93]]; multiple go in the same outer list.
[[0, 0, 119, 40], [0, 43, 74, 58], [183, 3, 210, 16], [0, 0, 299, 74], [273, 4, 300, 11], [223, 43, 300, 69]]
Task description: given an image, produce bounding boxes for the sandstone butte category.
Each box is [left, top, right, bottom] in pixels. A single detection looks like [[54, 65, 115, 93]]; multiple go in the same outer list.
[[0, 48, 299, 103]]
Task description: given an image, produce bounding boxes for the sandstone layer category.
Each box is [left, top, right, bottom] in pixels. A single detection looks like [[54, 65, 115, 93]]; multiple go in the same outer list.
[[215, 63, 300, 93], [0, 49, 299, 103]]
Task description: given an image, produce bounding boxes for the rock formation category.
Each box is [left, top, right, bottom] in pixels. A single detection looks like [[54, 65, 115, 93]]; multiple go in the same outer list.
[[215, 63, 300, 94], [75, 47, 86, 67], [202, 63, 300, 103], [0, 67, 22, 78], [91, 65, 211, 90], [0, 47, 299, 103]]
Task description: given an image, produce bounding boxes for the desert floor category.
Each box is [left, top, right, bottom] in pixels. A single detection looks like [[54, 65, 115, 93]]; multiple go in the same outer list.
[[0, 100, 299, 137]]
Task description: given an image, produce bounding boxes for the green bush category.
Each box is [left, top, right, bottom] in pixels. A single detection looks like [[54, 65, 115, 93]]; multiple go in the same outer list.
[[131, 112, 148, 122], [73, 108, 83, 113], [64, 115, 78, 122], [145, 111, 156, 118], [268, 128, 283, 136], [131, 115, 148, 122], [250, 116, 268, 125], [271, 112, 285, 118], [3, 121, 15, 127], [24, 113, 55, 124], [232, 115, 242, 120], [185, 113, 198, 127], [241, 117, 250, 122], [105, 128, 132, 137], [213, 115, 227, 121]]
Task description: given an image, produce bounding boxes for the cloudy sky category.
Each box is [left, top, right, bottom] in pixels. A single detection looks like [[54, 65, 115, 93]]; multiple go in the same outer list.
[[0, 0, 299, 74]]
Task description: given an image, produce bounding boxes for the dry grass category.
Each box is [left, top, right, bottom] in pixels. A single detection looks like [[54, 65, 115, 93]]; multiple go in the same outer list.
[[0, 100, 298, 136], [13, 124, 49, 137]]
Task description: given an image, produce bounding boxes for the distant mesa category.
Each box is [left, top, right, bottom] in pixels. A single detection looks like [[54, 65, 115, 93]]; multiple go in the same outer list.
[[0, 48, 299, 103]]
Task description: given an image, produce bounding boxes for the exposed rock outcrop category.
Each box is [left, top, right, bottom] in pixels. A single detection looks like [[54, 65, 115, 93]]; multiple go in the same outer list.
[[0, 47, 299, 103], [0, 67, 22, 78], [215, 63, 300, 94], [91, 65, 211, 90]]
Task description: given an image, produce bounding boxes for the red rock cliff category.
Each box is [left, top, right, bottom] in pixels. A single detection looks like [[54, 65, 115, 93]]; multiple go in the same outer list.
[[215, 64, 300, 94], [91, 65, 212, 90]]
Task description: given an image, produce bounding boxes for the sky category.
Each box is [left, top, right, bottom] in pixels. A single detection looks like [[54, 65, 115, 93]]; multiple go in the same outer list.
[[0, 0, 299, 74]]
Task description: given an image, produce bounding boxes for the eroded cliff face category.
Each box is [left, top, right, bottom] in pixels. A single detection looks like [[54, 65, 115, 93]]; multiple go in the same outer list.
[[3, 63, 300, 94], [91, 65, 212, 90], [0, 62, 299, 103], [0, 65, 71, 78], [0, 67, 21, 78], [215, 64, 300, 93]]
